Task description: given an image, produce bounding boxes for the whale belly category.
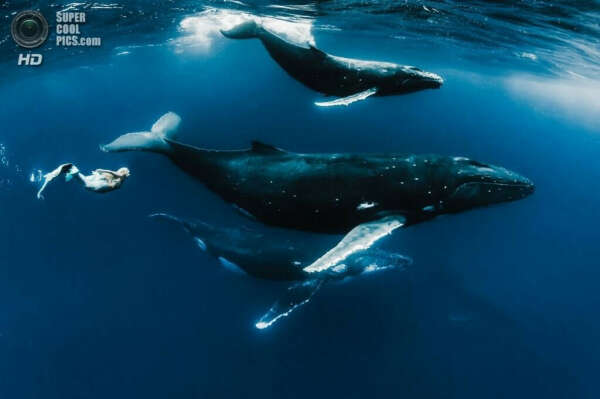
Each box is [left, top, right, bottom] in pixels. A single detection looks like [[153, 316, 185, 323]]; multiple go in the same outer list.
[[217, 158, 404, 233]]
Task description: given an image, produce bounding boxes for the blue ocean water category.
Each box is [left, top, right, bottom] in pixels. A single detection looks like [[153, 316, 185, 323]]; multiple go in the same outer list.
[[1, 1, 599, 398]]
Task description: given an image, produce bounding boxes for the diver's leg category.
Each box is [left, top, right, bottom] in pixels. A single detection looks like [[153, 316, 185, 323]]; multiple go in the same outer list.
[[36, 163, 74, 199], [36, 177, 51, 199], [65, 165, 85, 186]]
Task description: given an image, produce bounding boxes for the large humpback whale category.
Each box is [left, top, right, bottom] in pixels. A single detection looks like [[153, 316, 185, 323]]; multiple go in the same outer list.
[[103, 113, 534, 231], [221, 20, 444, 106], [151, 213, 411, 329], [103, 113, 534, 285]]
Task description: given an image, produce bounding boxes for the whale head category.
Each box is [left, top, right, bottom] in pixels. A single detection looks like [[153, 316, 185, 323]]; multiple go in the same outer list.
[[379, 66, 444, 94], [439, 157, 535, 213]]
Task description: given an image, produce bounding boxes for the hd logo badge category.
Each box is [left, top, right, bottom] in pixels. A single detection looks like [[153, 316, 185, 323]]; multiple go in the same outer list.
[[17, 53, 43, 66], [11, 10, 49, 66]]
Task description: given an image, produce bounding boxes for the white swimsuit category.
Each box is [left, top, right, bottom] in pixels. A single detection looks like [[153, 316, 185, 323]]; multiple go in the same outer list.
[[79, 170, 124, 192], [36, 164, 128, 199]]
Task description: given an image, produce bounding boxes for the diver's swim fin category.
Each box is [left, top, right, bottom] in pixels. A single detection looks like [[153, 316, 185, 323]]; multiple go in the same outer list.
[[315, 87, 378, 107], [255, 279, 324, 329]]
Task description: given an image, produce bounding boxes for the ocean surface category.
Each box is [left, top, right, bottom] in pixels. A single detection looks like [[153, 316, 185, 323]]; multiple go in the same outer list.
[[1, 1, 599, 398]]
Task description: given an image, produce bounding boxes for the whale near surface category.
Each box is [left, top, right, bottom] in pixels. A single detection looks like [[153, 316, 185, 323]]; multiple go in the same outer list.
[[151, 213, 412, 329], [220, 20, 444, 106]]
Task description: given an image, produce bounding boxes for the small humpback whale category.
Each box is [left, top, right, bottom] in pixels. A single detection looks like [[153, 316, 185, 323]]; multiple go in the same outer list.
[[103, 113, 534, 292], [220, 20, 444, 106], [150, 213, 412, 329]]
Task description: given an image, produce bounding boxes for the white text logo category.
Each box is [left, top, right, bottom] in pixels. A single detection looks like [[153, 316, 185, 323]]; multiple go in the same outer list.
[[17, 53, 43, 66]]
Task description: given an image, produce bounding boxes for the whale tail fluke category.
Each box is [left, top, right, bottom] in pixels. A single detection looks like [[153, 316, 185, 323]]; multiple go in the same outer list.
[[101, 112, 181, 153], [220, 20, 260, 39]]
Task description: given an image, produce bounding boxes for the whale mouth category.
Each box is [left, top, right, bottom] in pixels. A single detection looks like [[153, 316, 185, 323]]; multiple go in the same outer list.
[[392, 66, 444, 92], [420, 71, 444, 88], [445, 160, 535, 211], [408, 68, 444, 88], [448, 179, 535, 210], [454, 180, 535, 196]]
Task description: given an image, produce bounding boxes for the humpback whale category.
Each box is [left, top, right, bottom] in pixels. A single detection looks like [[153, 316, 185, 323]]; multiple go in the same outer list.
[[220, 20, 443, 106], [151, 213, 411, 329], [103, 113, 534, 296], [103, 113, 534, 233]]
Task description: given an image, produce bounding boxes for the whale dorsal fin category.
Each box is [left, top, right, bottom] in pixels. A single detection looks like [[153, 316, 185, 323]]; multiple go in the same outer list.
[[251, 141, 285, 154], [309, 44, 327, 59]]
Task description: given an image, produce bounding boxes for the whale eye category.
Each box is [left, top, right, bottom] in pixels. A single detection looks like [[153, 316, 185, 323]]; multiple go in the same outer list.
[[466, 160, 496, 173]]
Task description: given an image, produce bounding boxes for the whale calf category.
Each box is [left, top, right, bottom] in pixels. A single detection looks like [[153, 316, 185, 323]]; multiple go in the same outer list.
[[103, 113, 534, 287], [221, 20, 443, 106], [151, 213, 411, 329]]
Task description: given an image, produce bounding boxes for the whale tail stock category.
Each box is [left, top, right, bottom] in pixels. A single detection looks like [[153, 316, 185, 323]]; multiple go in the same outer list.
[[220, 20, 261, 39], [100, 112, 181, 154]]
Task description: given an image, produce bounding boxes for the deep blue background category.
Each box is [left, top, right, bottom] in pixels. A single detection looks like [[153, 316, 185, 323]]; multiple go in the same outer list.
[[1, 24, 599, 399]]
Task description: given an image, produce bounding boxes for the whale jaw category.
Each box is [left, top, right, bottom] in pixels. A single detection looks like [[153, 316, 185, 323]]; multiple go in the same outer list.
[[374, 66, 444, 96], [443, 160, 535, 212]]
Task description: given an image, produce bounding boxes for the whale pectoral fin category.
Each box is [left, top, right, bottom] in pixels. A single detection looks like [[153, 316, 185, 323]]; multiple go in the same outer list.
[[314, 87, 378, 107], [303, 215, 406, 274], [255, 279, 324, 329]]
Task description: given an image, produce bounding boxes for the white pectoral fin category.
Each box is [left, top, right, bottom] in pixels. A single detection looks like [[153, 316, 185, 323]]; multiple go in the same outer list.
[[315, 87, 378, 107], [255, 279, 323, 330], [303, 216, 406, 274]]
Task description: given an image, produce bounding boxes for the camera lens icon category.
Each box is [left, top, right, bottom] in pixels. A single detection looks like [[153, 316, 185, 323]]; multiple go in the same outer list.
[[11, 10, 49, 49]]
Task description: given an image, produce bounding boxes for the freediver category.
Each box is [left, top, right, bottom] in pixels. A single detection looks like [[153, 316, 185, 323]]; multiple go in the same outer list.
[[36, 163, 130, 199]]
